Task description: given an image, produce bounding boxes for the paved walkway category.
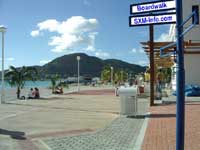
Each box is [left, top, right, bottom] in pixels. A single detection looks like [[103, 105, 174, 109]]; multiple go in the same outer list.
[[0, 88, 120, 150], [43, 117, 145, 150], [40, 97, 149, 150], [0, 88, 149, 150], [142, 101, 200, 150]]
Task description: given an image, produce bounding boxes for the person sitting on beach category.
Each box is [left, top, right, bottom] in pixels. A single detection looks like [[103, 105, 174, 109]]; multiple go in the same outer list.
[[28, 88, 34, 99], [55, 86, 63, 94], [34, 87, 40, 99]]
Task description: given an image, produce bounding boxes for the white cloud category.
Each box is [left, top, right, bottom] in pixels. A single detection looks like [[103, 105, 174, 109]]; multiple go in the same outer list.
[[95, 50, 110, 58], [30, 30, 40, 37], [130, 48, 144, 54], [131, 48, 137, 53], [156, 33, 171, 42], [49, 34, 79, 53], [85, 46, 95, 52], [38, 19, 59, 32], [0, 57, 15, 61], [31, 16, 99, 53], [40, 60, 51, 65], [138, 60, 148, 66], [7, 57, 15, 61], [139, 49, 145, 53]]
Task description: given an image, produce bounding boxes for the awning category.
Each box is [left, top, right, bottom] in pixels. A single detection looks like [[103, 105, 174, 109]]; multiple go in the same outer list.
[[141, 40, 200, 68]]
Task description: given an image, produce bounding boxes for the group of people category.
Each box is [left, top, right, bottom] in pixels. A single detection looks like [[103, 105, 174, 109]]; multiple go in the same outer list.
[[54, 86, 63, 94], [28, 87, 40, 99]]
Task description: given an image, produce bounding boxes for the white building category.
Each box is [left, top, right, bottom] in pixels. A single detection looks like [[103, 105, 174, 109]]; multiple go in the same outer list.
[[169, 0, 200, 86]]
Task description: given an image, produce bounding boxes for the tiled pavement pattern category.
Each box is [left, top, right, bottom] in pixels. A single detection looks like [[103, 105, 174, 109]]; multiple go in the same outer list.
[[142, 102, 200, 150], [43, 98, 149, 150], [44, 116, 145, 150]]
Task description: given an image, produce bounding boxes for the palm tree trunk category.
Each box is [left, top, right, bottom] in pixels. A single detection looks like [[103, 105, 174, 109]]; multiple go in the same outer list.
[[17, 87, 21, 99]]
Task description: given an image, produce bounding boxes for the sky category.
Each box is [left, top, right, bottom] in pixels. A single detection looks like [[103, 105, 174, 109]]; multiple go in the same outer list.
[[0, 0, 171, 69]]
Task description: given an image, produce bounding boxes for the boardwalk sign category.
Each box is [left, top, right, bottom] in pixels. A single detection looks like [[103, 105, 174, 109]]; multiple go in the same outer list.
[[129, 0, 176, 26], [130, 0, 176, 14]]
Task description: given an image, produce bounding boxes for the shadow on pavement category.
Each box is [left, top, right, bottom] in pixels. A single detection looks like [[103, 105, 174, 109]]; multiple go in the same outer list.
[[5, 102, 119, 114], [186, 103, 200, 106], [0, 129, 26, 140], [148, 113, 176, 118], [127, 115, 146, 119]]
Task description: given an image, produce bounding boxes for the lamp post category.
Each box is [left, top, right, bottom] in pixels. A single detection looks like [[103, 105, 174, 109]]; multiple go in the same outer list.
[[77, 56, 80, 92], [127, 73, 129, 82], [0, 26, 6, 104], [110, 66, 113, 85], [120, 71, 123, 83]]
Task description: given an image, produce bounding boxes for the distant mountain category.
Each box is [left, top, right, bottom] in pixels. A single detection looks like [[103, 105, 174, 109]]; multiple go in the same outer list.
[[35, 53, 146, 77], [104, 59, 146, 75]]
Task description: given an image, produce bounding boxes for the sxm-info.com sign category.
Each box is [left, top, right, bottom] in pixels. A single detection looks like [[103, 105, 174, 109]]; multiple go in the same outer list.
[[130, 0, 176, 14], [129, 13, 176, 26]]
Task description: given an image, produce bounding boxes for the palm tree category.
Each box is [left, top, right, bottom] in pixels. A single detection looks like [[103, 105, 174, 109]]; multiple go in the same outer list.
[[114, 70, 121, 84], [5, 66, 38, 99], [101, 66, 111, 83], [114, 70, 127, 84], [163, 68, 172, 83], [48, 74, 60, 93]]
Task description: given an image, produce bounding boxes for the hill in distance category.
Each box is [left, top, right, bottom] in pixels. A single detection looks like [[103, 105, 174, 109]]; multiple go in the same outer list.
[[36, 53, 146, 77]]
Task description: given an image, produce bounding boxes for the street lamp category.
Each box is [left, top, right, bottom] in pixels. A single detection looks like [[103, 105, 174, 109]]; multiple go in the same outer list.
[[110, 66, 113, 85], [77, 56, 80, 92], [0, 26, 6, 104], [120, 71, 123, 83]]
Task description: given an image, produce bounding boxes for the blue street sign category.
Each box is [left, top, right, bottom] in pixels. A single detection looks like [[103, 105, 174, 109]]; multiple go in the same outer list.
[[130, 0, 176, 14], [129, 12, 176, 26]]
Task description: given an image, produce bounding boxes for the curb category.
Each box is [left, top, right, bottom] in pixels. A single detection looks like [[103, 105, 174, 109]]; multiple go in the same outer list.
[[133, 112, 150, 150]]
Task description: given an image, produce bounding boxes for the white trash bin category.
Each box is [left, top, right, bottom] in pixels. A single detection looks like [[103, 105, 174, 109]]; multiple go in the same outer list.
[[118, 86, 138, 116]]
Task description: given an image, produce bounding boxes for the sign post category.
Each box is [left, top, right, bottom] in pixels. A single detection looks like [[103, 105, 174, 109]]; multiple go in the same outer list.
[[130, 0, 199, 149], [175, 0, 185, 149], [129, 0, 176, 106], [149, 25, 154, 106]]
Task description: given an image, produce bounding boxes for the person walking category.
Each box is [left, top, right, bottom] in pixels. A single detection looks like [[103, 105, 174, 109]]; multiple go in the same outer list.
[[156, 70, 164, 100]]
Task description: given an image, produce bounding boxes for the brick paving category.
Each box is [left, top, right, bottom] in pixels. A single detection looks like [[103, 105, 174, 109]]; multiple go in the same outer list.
[[42, 97, 149, 150], [15, 129, 95, 150], [28, 129, 94, 139], [142, 102, 200, 150], [43, 117, 145, 150], [0, 88, 150, 150]]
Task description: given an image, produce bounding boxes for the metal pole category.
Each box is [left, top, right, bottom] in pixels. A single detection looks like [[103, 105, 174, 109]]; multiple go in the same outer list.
[[1, 31, 5, 104], [149, 25, 154, 106], [78, 59, 80, 92], [121, 71, 123, 83], [111, 67, 113, 85], [176, 0, 185, 149]]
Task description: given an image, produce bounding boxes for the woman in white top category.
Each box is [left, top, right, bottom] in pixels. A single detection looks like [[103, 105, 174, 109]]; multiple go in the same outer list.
[[28, 88, 34, 99]]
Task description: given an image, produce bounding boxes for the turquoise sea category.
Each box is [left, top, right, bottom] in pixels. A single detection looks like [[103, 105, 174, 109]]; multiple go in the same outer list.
[[1, 80, 51, 89]]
